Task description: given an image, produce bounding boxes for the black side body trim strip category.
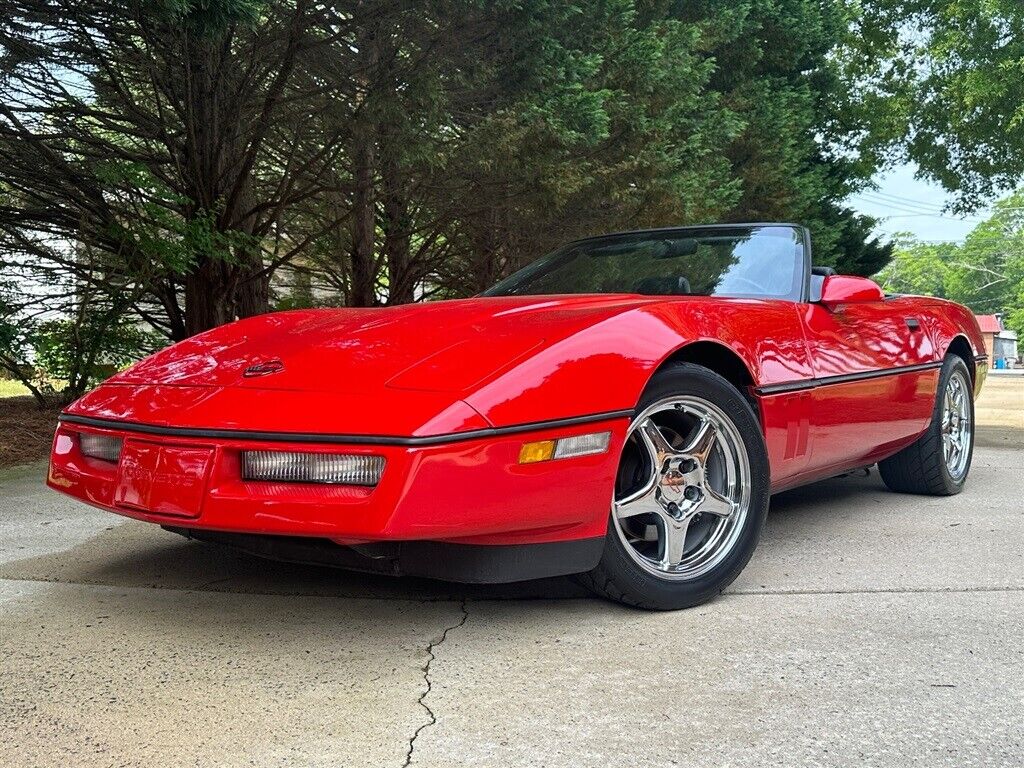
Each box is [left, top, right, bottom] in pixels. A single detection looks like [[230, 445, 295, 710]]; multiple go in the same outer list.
[[58, 409, 634, 447], [754, 361, 944, 396]]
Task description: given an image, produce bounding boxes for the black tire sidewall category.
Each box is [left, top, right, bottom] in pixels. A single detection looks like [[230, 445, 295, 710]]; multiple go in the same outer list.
[[597, 362, 770, 609], [935, 356, 975, 493]]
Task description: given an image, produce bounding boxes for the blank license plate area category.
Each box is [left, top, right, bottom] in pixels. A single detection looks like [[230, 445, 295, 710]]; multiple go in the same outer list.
[[114, 440, 214, 518]]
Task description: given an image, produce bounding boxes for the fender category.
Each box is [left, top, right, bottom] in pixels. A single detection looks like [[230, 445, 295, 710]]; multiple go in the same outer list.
[[463, 298, 812, 428]]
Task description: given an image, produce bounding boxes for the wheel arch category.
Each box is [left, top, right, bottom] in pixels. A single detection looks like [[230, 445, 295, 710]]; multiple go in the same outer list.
[[946, 334, 976, 382], [656, 341, 756, 401]]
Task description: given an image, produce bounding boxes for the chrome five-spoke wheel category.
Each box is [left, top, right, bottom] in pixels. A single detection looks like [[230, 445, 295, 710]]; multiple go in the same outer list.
[[942, 369, 972, 482], [612, 396, 752, 580], [583, 362, 768, 609]]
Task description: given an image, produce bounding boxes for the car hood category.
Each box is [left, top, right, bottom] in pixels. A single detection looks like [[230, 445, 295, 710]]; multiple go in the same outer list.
[[68, 295, 668, 437], [109, 295, 658, 393]]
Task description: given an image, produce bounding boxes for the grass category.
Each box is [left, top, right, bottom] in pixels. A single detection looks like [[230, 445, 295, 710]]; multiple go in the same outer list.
[[0, 380, 31, 398]]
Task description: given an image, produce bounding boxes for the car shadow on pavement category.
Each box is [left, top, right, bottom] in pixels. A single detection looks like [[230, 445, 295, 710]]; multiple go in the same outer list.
[[766, 468, 888, 522], [0, 471, 885, 607], [0, 515, 593, 603]]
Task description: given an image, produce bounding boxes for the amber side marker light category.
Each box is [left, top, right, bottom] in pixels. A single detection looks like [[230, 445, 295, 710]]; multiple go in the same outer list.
[[519, 431, 611, 464]]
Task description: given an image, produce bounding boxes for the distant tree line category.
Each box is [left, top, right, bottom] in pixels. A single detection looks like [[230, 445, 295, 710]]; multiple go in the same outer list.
[[878, 191, 1024, 340], [1, 0, 1021, 403]]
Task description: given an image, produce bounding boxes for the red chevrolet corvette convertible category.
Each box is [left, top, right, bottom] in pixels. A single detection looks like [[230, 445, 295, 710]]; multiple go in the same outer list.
[[49, 224, 986, 609]]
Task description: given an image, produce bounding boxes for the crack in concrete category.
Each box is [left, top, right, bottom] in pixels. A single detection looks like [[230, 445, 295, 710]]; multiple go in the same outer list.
[[402, 597, 469, 768]]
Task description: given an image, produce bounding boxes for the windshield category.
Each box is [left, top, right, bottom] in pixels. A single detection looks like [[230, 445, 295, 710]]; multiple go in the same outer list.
[[483, 225, 807, 301]]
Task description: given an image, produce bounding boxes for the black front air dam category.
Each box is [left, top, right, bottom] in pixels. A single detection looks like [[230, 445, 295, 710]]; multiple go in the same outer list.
[[163, 527, 605, 584]]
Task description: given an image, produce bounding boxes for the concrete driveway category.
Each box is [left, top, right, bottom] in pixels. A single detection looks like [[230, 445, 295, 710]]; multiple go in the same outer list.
[[1, 379, 1021, 767]]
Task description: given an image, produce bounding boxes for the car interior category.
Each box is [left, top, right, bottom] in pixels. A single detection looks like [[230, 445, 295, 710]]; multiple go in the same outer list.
[[633, 275, 693, 295], [632, 264, 839, 302]]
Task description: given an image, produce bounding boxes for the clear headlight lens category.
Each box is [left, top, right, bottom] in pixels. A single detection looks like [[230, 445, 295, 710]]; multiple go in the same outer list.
[[79, 434, 123, 462], [242, 450, 385, 486]]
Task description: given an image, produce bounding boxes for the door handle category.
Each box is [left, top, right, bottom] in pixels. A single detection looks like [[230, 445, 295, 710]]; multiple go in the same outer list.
[[905, 317, 921, 331]]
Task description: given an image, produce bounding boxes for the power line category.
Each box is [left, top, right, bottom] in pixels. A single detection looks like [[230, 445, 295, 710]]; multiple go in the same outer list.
[[863, 189, 952, 211], [860, 191, 1019, 215], [857, 189, 1024, 215], [853, 192, 987, 221], [913, 238, 1014, 243], [883, 213, 984, 219], [854, 194, 970, 218], [860, 190, 951, 213]]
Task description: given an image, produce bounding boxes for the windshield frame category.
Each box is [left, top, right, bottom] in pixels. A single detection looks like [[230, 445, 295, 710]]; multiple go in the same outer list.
[[483, 223, 813, 303]]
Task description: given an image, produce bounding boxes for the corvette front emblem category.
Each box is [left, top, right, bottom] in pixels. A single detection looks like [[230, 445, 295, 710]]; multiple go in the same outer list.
[[243, 359, 285, 377]]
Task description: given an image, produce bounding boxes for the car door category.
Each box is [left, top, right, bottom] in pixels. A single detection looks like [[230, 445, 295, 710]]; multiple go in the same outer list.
[[799, 292, 940, 475]]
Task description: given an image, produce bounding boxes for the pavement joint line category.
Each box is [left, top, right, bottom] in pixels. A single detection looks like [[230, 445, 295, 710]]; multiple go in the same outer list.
[[730, 585, 1024, 596], [0, 576, 1021, 601], [401, 597, 470, 768], [0, 576, 466, 604]]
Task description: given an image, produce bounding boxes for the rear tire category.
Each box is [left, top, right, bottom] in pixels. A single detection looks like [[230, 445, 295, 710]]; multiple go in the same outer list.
[[878, 355, 974, 496], [580, 362, 770, 610]]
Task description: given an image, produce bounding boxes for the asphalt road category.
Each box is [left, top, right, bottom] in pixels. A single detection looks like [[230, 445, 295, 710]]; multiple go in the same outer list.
[[1, 379, 1021, 767]]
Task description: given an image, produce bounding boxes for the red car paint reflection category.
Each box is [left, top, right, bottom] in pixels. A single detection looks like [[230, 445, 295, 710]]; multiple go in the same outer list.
[[49, 289, 985, 551]]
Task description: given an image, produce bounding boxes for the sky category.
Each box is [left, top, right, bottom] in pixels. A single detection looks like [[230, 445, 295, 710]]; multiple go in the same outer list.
[[849, 163, 992, 244]]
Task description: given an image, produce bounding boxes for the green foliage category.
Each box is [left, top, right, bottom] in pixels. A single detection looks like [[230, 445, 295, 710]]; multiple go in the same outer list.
[[32, 317, 164, 396], [875, 238, 951, 299], [157, 0, 264, 34], [845, 0, 1024, 210], [421, 0, 891, 291], [19, 0, 1022, 361], [668, 0, 890, 274], [0, 275, 162, 404], [876, 190, 1024, 336], [95, 161, 246, 276]]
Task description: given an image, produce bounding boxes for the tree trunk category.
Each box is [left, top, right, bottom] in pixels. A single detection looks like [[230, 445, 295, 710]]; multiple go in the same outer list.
[[236, 268, 271, 319], [233, 187, 271, 320], [157, 282, 188, 342], [348, 21, 379, 307], [185, 258, 234, 336], [382, 149, 414, 304], [470, 209, 503, 294], [349, 132, 377, 306]]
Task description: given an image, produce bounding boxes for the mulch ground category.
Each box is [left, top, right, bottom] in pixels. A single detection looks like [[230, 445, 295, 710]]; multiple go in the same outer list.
[[0, 397, 63, 469]]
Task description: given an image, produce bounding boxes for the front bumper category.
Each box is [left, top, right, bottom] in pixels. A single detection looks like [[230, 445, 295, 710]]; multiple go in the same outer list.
[[47, 415, 627, 549]]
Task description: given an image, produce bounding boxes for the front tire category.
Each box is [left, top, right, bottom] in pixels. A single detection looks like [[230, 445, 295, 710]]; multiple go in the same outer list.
[[878, 355, 974, 495], [580, 362, 770, 610]]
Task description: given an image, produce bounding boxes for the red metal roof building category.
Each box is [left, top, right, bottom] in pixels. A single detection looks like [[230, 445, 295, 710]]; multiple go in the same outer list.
[[976, 314, 1001, 334], [975, 314, 1019, 366]]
